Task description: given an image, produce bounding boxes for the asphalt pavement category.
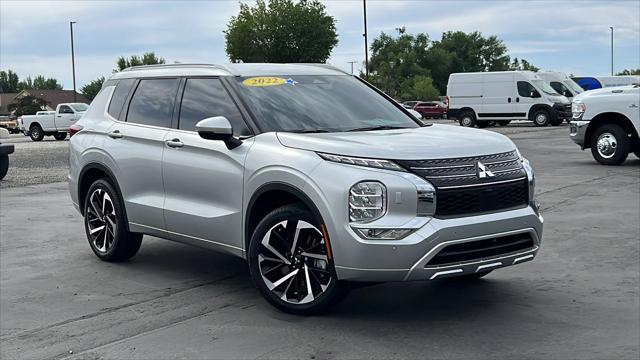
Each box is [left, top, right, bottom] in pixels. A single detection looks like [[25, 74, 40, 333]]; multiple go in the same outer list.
[[1, 123, 639, 359]]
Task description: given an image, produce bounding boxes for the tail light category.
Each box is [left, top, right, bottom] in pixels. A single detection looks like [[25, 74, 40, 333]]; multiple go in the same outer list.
[[69, 124, 84, 137]]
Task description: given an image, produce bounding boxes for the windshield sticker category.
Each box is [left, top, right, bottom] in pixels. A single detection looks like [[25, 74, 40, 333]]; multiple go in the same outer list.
[[242, 77, 287, 87]]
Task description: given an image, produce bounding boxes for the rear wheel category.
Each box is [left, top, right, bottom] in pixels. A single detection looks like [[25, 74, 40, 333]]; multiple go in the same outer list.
[[497, 120, 511, 126], [248, 204, 346, 314], [590, 124, 630, 165], [459, 111, 476, 127], [84, 179, 142, 261], [532, 109, 550, 127], [54, 132, 67, 141], [29, 124, 44, 141]]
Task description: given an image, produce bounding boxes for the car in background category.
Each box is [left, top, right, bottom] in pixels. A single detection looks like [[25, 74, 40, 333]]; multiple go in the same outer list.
[[447, 71, 571, 128], [17, 104, 87, 141], [413, 101, 447, 119], [570, 84, 639, 165], [402, 100, 420, 109], [572, 76, 640, 91], [0, 141, 14, 180], [0, 117, 20, 134]]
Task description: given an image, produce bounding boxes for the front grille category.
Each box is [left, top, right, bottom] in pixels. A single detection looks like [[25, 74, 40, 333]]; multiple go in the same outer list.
[[396, 151, 529, 217], [426, 233, 535, 267], [436, 179, 529, 217]]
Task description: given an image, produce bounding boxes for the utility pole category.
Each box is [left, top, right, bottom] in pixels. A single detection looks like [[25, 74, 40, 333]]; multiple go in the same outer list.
[[347, 61, 357, 75], [363, 0, 369, 78], [70, 21, 77, 102], [610, 26, 614, 76]]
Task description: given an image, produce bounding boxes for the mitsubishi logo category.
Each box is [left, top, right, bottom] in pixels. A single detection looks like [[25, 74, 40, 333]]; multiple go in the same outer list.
[[477, 161, 494, 179]]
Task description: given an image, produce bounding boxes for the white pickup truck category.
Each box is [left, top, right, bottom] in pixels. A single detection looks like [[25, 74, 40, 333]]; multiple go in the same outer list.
[[570, 85, 640, 165], [17, 103, 88, 141]]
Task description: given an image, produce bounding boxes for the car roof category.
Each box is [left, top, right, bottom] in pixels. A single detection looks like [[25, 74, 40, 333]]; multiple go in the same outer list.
[[109, 63, 349, 80]]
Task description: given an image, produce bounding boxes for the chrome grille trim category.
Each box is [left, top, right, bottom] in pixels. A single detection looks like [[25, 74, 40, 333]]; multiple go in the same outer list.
[[437, 177, 527, 190]]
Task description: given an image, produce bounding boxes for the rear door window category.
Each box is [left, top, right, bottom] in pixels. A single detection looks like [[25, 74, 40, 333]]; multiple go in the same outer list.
[[126, 78, 179, 128], [108, 78, 135, 120], [178, 78, 250, 136]]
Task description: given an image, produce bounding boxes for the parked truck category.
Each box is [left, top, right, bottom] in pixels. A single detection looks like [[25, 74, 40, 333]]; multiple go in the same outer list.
[[17, 103, 88, 141], [570, 84, 640, 165]]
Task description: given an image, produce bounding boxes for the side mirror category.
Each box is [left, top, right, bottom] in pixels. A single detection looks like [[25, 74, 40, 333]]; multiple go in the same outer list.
[[195, 116, 242, 149], [531, 91, 541, 98]]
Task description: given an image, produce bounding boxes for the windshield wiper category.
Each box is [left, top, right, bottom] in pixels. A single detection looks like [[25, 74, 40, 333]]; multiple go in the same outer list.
[[346, 125, 407, 132]]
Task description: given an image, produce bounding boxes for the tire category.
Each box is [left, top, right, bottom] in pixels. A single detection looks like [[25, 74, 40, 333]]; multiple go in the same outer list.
[[83, 179, 142, 261], [247, 204, 347, 314], [0, 155, 8, 180], [532, 109, 550, 127], [29, 124, 44, 141], [497, 120, 511, 126], [54, 132, 67, 141], [458, 111, 476, 127], [448, 270, 492, 281], [590, 124, 630, 165], [476, 121, 490, 128]]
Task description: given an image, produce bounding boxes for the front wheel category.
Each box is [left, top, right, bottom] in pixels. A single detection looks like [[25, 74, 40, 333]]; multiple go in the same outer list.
[[84, 179, 142, 261], [54, 132, 67, 141], [532, 109, 550, 127], [590, 124, 630, 165], [248, 204, 346, 314]]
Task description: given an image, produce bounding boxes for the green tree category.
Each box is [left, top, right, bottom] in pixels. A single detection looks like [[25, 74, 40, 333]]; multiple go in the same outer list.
[[616, 69, 640, 75], [410, 76, 440, 101], [0, 70, 20, 93], [7, 95, 48, 116], [80, 77, 105, 101], [510, 58, 540, 71], [17, 75, 63, 90], [116, 52, 165, 71], [225, 0, 338, 63]]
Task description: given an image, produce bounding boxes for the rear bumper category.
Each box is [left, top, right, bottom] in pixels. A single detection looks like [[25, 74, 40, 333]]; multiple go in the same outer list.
[[0, 143, 15, 156], [333, 205, 544, 282]]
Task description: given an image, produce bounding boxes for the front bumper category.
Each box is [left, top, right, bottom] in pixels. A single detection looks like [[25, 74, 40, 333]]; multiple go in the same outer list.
[[569, 120, 590, 148], [333, 205, 543, 282], [552, 104, 572, 120]]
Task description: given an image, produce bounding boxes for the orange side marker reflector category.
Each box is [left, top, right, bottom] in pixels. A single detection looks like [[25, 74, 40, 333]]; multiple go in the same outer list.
[[319, 224, 333, 260]]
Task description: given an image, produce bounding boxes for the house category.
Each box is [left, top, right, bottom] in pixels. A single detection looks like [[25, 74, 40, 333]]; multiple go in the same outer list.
[[0, 90, 89, 117]]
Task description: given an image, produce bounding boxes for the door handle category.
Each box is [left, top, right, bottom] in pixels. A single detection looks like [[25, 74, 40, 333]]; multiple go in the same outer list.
[[57, 115, 62, 118], [507, 97, 511, 103], [516, 97, 520, 103], [165, 138, 184, 148], [108, 130, 123, 139]]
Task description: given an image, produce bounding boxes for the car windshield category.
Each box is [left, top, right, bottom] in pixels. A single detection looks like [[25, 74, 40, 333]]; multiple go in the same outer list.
[[564, 79, 584, 95], [531, 80, 560, 96], [70, 103, 89, 112], [235, 75, 420, 132]]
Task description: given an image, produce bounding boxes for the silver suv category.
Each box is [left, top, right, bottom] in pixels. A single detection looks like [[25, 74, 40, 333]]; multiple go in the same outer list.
[[69, 64, 543, 314]]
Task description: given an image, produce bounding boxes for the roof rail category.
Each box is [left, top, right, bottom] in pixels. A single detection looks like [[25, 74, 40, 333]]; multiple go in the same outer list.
[[290, 63, 351, 75], [121, 63, 229, 72]]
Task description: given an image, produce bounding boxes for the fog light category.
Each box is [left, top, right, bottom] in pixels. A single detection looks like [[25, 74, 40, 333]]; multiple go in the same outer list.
[[353, 228, 413, 240]]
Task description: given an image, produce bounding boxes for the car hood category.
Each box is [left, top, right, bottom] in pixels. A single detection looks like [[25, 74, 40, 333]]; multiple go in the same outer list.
[[276, 124, 516, 160]]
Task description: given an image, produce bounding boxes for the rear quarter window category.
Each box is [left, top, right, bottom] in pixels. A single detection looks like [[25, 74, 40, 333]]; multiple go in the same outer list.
[[108, 78, 135, 120]]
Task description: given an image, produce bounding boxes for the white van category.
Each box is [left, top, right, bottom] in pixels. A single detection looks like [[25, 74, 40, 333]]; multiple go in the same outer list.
[[537, 71, 584, 100], [447, 71, 572, 127]]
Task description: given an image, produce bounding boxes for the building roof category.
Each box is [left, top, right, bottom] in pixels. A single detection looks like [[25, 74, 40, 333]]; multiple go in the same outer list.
[[20, 89, 90, 107], [110, 63, 349, 80], [0, 93, 19, 115]]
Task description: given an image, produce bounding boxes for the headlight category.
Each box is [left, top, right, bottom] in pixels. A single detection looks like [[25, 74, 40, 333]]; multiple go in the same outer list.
[[572, 102, 586, 119], [349, 181, 386, 223], [318, 153, 406, 172]]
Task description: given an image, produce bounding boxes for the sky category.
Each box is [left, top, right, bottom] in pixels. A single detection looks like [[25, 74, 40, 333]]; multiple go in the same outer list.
[[1, 0, 639, 90]]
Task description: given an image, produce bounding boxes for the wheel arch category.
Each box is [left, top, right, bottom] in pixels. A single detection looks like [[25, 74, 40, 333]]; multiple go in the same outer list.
[[78, 163, 131, 231], [245, 182, 324, 253], [584, 112, 638, 149], [28, 121, 42, 129], [528, 104, 552, 120]]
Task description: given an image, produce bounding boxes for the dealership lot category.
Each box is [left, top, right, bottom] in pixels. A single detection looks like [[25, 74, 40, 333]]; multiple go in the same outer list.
[[1, 124, 639, 359]]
